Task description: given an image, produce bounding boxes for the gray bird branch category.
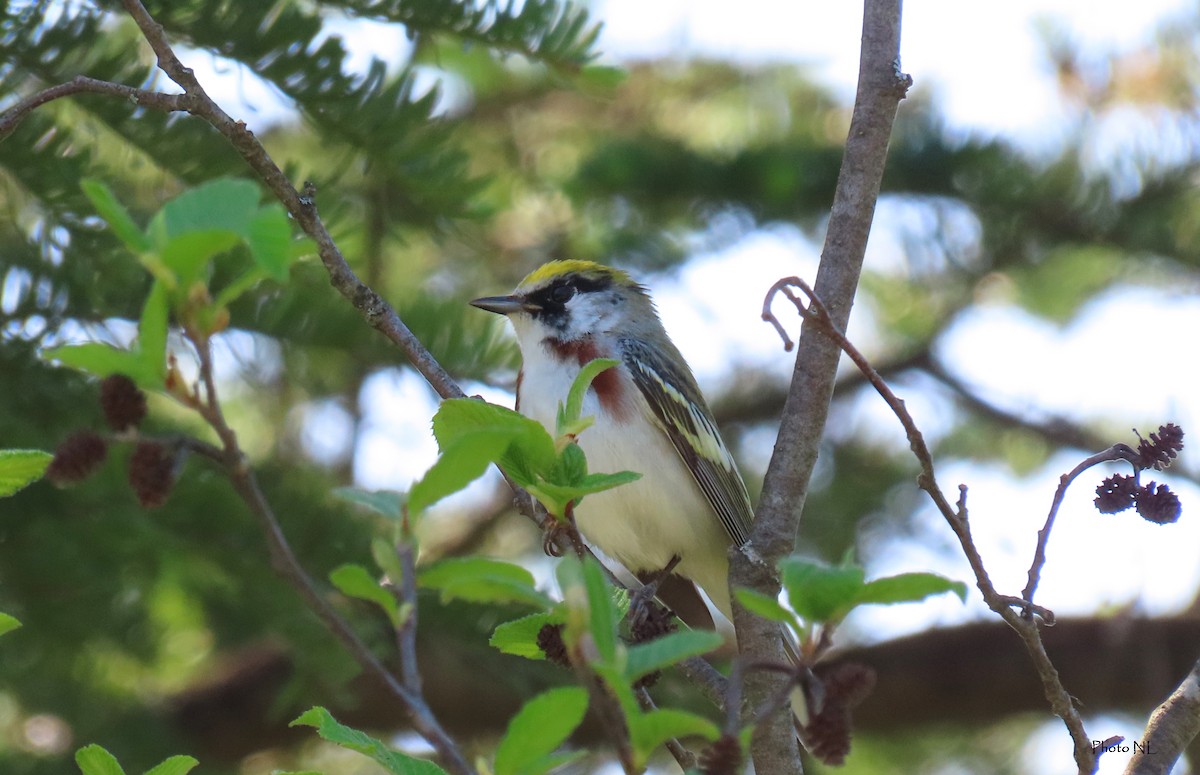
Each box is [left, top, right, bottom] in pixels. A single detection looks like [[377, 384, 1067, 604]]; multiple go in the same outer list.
[[731, 0, 910, 771]]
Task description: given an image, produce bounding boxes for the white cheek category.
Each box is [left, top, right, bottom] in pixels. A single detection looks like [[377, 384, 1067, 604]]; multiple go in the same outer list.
[[565, 293, 622, 337]]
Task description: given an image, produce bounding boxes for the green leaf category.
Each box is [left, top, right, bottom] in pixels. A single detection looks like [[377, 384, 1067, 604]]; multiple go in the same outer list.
[[75, 744, 126, 775], [245, 204, 295, 281], [854, 572, 968, 607], [81, 179, 151, 253], [557, 357, 620, 436], [431, 399, 556, 483], [526, 469, 640, 515], [329, 564, 400, 627], [419, 557, 553, 609], [291, 707, 448, 775], [0, 449, 52, 497], [155, 178, 260, 242], [624, 630, 723, 682], [628, 708, 719, 764], [494, 687, 589, 775], [370, 539, 408, 588], [159, 230, 241, 282], [332, 487, 404, 519], [779, 559, 866, 625], [42, 281, 169, 388], [42, 343, 149, 385], [554, 443, 588, 486], [733, 589, 799, 632], [0, 613, 21, 637], [409, 428, 522, 515], [575, 470, 641, 495], [489, 612, 563, 660], [582, 556, 618, 664], [136, 280, 169, 386], [144, 756, 200, 775]]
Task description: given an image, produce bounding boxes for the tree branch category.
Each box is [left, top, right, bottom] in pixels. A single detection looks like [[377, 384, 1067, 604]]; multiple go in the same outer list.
[[1125, 657, 1200, 775], [0, 75, 191, 139], [764, 275, 1102, 773], [112, 0, 468, 403], [188, 333, 474, 775], [731, 1, 909, 771]]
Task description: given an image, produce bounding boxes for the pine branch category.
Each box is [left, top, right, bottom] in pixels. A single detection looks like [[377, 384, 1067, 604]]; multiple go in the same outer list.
[[341, 0, 601, 71]]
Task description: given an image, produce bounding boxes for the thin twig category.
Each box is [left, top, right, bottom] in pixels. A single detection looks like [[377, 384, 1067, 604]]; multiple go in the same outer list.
[[763, 275, 1100, 773], [0, 75, 191, 139], [395, 542, 423, 693], [1021, 445, 1141, 609], [188, 334, 473, 773]]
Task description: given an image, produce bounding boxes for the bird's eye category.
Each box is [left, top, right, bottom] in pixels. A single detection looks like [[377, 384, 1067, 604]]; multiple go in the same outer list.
[[550, 284, 576, 304]]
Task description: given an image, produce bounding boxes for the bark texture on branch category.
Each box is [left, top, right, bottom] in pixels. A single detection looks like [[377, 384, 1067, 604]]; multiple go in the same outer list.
[[730, 1, 910, 771]]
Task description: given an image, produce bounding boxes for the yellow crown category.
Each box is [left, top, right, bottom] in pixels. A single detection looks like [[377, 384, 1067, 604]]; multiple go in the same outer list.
[[519, 259, 634, 289]]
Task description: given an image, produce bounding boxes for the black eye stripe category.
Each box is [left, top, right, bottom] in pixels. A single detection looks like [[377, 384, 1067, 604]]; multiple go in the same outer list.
[[526, 273, 613, 313]]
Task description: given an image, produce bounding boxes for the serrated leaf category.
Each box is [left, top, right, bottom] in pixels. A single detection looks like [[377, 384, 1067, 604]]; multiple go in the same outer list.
[[409, 428, 521, 515], [290, 707, 448, 775], [554, 443, 588, 486], [332, 487, 404, 519], [431, 399, 556, 480], [629, 708, 719, 764], [81, 179, 151, 253], [526, 469, 640, 515], [779, 559, 866, 625], [0, 449, 52, 497], [419, 557, 553, 609], [624, 630, 723, 682], [0, 613, 20, 637], [144, 756, 199, 775], [733, 588, 798, 629], [246, 205, 295, 281], [489, 612, 562, 660], [494, 687, 589, 775], [854, 572, 968, 607], [330, 564, 400, 627], [74, 744, 125, 775]]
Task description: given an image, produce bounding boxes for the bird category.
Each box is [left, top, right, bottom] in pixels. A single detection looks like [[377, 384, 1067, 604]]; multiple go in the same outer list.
[[470, 259, 755, 624]]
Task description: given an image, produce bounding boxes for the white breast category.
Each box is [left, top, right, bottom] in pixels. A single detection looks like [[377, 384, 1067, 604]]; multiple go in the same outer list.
[[517, 339, 734, 618]]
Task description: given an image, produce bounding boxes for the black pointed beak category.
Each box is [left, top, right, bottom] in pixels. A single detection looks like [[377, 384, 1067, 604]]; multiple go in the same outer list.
[[470, 295, 538, 315]]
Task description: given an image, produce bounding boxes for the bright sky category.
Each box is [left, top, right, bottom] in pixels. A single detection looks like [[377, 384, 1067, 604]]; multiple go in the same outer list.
[[188, 2, 1199, 770]]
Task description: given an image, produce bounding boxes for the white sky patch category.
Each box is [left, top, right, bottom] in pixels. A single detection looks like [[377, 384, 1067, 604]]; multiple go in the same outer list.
[[938, 288, 1200, 435], [651, 226, 820, 386], [355, 368, 442, 489]]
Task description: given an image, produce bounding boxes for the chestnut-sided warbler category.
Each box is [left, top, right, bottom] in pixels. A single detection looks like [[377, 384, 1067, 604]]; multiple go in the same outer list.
[[471, 259, 754, 623]]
